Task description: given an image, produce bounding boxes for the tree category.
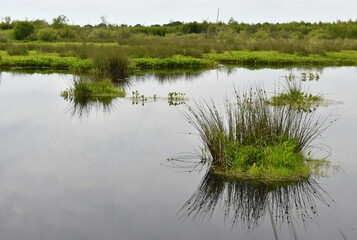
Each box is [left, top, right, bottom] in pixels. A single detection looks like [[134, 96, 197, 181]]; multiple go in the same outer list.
[[0, 16, 13, 30], [52, 15, 68, 29], [100, 16, 108, 27], [13, 21, 35, 40]]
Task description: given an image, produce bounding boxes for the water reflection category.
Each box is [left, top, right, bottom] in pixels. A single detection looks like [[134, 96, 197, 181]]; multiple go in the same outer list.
[[133, 69, 207, 83], [130, 66, 329, 85], [61, 76, 121, 118], [219, 66, 327, 74], [63, 95, 118, 118], [129, 96, 186, 107], [0, 69, 72, 75], [178, 171, 331, 231], [90, 72, 133, 88]]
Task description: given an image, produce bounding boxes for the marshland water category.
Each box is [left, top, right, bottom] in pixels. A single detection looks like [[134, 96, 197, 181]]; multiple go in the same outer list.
[[0, 66, 356, 239]]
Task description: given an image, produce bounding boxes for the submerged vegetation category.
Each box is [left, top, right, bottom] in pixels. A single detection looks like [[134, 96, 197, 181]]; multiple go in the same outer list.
[[184, 87, 332, 182]]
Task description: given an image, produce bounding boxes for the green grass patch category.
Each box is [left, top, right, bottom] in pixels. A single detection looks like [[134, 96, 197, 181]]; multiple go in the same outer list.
[[269, 73, 323, 107], [210, 140, 326, 183], [6, 44, 29, 56], [132, 55, 216, 68], [0, 50, 215, 71], [2, 43, 357, 72], [270, 93, 321, 107], [0, 51, 92, 71], [204, 50, 357, 66], [61, 78, 125, 99]]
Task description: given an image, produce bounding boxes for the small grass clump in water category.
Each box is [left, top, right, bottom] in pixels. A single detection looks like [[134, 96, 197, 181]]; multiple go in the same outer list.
[[185, 87, 332, 182], [270, 73, 322, 107], [61, 78, 125, 99]]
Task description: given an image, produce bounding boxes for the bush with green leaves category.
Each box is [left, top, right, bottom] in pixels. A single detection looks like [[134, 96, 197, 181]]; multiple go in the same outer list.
[[59, 27, 77, 39], [13, 21, 35, 40], [0, 32, 10, 43], [37, 28, 58, 41]]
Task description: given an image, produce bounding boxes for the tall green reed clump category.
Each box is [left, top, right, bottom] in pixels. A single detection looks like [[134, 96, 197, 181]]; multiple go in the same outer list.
[[92, 46, 131, 79], [184, 87, 331, 180], [6, 43, 29, 56]]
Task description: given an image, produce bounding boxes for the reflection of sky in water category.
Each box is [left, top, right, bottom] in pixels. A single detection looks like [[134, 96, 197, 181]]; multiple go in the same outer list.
[[0, 67, 356, 239]]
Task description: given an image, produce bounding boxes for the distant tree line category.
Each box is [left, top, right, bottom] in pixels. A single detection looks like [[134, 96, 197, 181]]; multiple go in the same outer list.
[[1, 15, 357, 42]]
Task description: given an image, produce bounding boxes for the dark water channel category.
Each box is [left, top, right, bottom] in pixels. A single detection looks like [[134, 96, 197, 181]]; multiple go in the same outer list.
[[0, 67, 356, 239]]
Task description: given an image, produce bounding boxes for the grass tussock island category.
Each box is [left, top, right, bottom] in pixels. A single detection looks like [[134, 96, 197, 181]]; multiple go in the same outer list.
[[269, 73, 323, 107], [61, 78, 125, 100], [184, 87, 332, 183]]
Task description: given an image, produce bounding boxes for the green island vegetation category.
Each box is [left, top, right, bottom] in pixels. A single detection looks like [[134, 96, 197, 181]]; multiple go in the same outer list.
[[61, 77, 125, 99], [270, 72, 323, 107], [60, 77, 125, 118], [1, 15, 357, 73], [184, 87, 332, 183]]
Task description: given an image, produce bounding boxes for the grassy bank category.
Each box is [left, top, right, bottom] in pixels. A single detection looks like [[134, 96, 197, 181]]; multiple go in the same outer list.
[[1, 42, 357, 72], [0, 50, 216, 71], [0, 52, 92, 70], [205, 50, 357, 65]]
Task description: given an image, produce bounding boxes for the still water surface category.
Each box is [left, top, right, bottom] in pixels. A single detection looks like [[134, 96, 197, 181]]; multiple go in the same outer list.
[[0, 67, 356, 239]]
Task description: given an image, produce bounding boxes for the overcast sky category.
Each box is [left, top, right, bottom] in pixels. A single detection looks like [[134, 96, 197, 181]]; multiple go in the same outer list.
[[1, 0, 356, 26]]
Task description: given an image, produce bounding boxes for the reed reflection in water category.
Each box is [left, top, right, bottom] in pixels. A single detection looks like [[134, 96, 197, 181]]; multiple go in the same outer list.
[[178, 171, 332, 231], [62, 94, 118, 118]]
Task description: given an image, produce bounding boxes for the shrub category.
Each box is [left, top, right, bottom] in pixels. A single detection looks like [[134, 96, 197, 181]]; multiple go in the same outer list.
[[59, 27, 77, 39], [37, 28, 58, 41], [0, 32, 10, 43], [13, 21, 35, 40]]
